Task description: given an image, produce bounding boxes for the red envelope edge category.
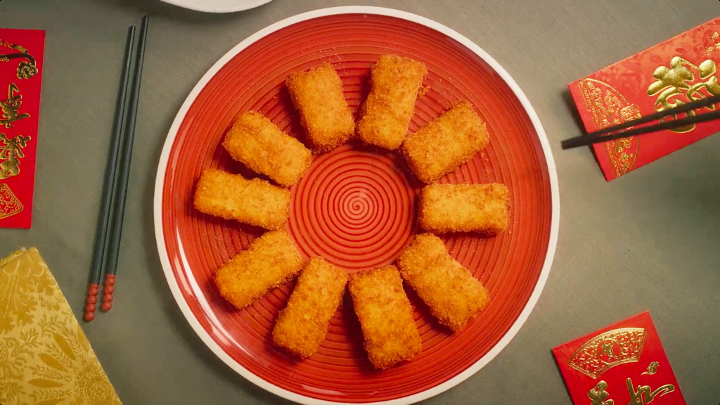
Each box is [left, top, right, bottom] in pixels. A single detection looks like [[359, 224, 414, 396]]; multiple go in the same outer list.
[[569, 17, 720, 181], [0, 28, 45, 229], [553, 311, 685, 405]]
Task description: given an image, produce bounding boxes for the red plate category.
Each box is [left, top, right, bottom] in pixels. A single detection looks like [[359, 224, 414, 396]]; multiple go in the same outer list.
[[154, 7, 559, 404]]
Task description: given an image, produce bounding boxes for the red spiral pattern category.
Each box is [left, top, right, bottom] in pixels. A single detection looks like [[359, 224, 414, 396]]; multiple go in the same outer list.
[[159, 13, 553, 403], [289, 143, 419, 271]]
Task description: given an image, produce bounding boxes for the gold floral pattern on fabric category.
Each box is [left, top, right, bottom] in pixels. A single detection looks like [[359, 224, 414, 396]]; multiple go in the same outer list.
[[0, 248, 121, 405]]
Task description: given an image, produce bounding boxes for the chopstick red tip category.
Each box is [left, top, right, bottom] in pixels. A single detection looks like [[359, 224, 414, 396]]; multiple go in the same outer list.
[[101, 274, 115, 312], [83, 283, 101, 322]]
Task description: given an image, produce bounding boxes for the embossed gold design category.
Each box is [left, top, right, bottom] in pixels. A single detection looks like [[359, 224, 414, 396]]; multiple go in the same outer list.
[[568, 327, 646, 379], [706, 32, 720, 56], [627, 377, 675, 405], [1, 83, 30, 129], [641, 361, 659, 375], [647, 56, 720, 133], [588, 381, 615, 405], [0, 133, 31, 179], [617, 137, 633, 151], [0, 183, 23, 220], [0, 40, 38, 79], [619, 104, 641, 126], [0, 248, 121, 404], [599, 341, 619, 362], [577, 79, 640, 177], [588, 378, 675, 405]]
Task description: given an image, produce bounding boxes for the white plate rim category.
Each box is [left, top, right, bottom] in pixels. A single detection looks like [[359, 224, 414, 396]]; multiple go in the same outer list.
[[153, 6, 560, 404], [159, 0, 272, 13]]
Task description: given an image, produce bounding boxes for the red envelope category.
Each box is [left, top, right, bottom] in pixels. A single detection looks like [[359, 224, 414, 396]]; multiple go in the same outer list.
[[0, 28, 45, 228], [569, 18, 720, 181], [553, 311, 685, 405]]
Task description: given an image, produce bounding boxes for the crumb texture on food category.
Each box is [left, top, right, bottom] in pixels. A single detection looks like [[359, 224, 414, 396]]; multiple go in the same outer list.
[[397, 233, 490, 331], [273, 257, 348, 358], [214, 230, 304, 309], [357, 55, 427, 150], [419, 183, 510, 234], [223, 111, 312, 187], [348, 265, 421, 369], [402, 100, 489, 184], [287, 62, 355, 153], [193, 168, 291, 230]]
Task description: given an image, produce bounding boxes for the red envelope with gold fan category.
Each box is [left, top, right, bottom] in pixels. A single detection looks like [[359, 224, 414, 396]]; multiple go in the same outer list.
[[553, 311, 685, 405], [569, 18, 720, 181], [0, 28, 45, 228]]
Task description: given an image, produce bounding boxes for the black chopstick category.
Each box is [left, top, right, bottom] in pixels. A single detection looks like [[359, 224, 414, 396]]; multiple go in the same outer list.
[[562, 109, 720, 149], [84, 26, 135, 323], [562, 96, 720, 149], [578, 95, 720, 139], [101, 15, 150, 313]]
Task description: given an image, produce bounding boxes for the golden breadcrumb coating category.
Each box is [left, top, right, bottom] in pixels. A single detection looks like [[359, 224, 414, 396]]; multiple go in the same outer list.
[[348, 265, 421, 369], [419, 183, 510, 234], [222, 111, 312, 187], [396, 233, 490, 331], [272, 257, 348, 358], [214, 230, 304, 309], [357, 55, 427, 150], [286, 62, 355, 153], [193, 168, 290, 230], [402, 101, 489, 184]]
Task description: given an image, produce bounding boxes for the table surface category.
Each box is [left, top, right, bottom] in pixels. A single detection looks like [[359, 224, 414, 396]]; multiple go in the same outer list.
[[1, 0, 719, 404]]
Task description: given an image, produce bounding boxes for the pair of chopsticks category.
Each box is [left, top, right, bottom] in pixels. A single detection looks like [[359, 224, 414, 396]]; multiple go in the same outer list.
[[84, 16, 149, 322], [561, 95, 720, 149]]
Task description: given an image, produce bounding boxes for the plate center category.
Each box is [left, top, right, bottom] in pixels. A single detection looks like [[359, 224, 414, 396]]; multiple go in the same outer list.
[[288, 142, 419, 272]]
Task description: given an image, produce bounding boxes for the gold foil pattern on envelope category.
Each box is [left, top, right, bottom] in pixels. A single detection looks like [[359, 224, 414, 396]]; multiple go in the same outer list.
[[704, 32, 720, 56], [588, 378, 675, 405], [641, 361, 659, 376], [568, 328, 647, 379], [1, 83, 31, 129], [578, 79, 641, 177], [0, 133, 31, 179], [0, 183, 23, 219], [588, 381, 614, 405], [0, 39, 38, 79], [647, 56, 720, 133]]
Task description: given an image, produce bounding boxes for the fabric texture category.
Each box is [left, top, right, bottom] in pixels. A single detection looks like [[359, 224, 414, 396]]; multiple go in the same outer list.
[[0, 247, 121, 405]]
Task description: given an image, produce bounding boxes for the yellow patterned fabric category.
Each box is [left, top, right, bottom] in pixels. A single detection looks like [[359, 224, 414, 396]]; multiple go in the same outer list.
[[0, 248, 121, 405]]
